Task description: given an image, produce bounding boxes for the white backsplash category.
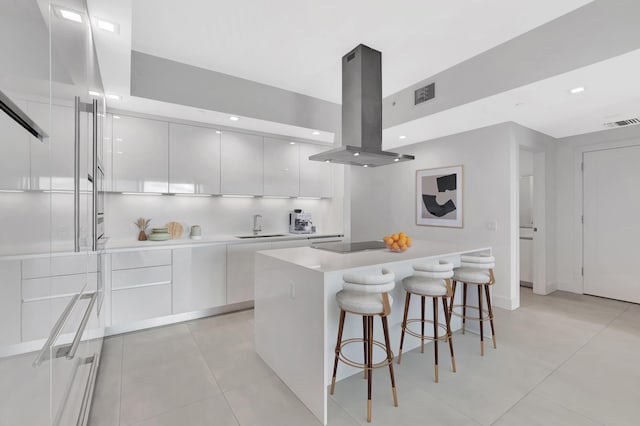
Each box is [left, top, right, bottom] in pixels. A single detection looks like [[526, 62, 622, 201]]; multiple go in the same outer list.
[[105, 194, 343, 242]]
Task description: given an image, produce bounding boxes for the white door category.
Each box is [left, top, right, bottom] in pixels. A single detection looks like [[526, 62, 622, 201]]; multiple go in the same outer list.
[[583, 145, 640, 303]]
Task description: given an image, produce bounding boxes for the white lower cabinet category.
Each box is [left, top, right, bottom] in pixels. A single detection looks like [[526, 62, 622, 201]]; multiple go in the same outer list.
[[0, 260, 21, 346], [110, 250, 172, 326], [172, 246, 227, 313], [226, 242, 271, 305]]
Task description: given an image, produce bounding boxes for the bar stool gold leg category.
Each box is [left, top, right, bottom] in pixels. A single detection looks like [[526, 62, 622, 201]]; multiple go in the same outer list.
[[330, 310, 346, 395], [442, 296, 456, 372], [397, 292, 411, 364], [367, 315, 373, 423], [420, 296, 426, 353], [478, 285, 484, 356], [462, 283, 468, 334], [381, 315, 398, 407], [484, 284, 497, 349], [432, 297, 439, 383], [449, 281, 457, 316]]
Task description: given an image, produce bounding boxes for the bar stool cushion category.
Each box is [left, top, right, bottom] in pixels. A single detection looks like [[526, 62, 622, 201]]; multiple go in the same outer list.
[[402, 276, 448, 296], [453, 267, 491, 284], [336, 290, 394, 315]]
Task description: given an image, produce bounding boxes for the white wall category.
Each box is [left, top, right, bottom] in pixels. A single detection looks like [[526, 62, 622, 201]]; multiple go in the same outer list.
[[554, 124, 640, 293], [351, 122, 519, 309]]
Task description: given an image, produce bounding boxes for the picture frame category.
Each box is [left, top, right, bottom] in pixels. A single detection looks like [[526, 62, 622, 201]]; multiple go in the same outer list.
[[416, 165, 463, 228]]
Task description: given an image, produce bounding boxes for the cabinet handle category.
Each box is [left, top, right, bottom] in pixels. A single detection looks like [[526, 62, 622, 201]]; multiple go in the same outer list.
[[76, 354, 98, 426], [74, 96, 81, 253], [91, 99, 98, 252], [32, 292, 82, 367]]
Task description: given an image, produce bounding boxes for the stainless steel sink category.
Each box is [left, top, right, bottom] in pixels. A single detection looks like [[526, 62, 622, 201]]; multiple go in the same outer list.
[[235, 234, 286, 239]]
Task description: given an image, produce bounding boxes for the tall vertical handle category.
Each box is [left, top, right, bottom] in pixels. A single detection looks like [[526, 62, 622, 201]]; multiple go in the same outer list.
[[74, 96, 81, 253], [91, 99, 98, 252]]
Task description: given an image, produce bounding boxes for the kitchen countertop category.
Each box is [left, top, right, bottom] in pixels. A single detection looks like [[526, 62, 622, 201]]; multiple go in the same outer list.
[[0, 232, 344, 260], [258, 239, 491, 273]]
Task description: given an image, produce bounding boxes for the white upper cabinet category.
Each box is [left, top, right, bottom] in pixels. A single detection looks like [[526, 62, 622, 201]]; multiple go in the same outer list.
[[299, 144, 332, 198], [169, 123, 221, 194], [0, 99, 30, 190], [263, 137, 299, 197], [113, 115, 169, 193], [220, 131, 263, 195]]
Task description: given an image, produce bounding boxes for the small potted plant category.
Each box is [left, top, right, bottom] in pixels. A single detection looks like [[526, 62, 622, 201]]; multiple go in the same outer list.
[[135, 217, 151, 241]]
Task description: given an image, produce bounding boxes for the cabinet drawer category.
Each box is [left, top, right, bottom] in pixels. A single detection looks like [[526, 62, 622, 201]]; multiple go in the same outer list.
[[112, 265, 171, 290], [111, 284, 172, 325], [111, 250, 171, 270], [22, 273, 97, 301], [23, 255, 98, 279]]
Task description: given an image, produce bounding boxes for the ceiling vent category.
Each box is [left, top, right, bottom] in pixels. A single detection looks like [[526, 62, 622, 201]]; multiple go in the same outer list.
[[414, 82, 435, 105], [604, 118, 640, 128]]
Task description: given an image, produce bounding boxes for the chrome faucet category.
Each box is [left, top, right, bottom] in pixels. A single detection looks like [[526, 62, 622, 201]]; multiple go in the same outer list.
[[253, 214, 262, 235]]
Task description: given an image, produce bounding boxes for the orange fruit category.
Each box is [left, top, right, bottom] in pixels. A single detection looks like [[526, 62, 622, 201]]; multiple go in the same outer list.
[[398, 237, 407, 245], [406, 237, 412, 247], [391, 243, 400, 250], [391, 233, 399, 241], [399, 232, 406, 238], [383, 236, 391, 244]]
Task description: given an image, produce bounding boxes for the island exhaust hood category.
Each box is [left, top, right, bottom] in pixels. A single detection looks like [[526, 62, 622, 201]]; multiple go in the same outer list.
[[309, 44, 414, 167]]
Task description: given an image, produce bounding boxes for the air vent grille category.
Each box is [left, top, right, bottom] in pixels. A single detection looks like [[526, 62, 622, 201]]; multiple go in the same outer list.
[[604, 118, 640, 128], [414, 82, 435, 105]]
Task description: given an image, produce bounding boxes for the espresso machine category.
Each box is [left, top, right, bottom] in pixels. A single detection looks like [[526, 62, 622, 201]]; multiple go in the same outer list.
[[289, 209, 315, 234]]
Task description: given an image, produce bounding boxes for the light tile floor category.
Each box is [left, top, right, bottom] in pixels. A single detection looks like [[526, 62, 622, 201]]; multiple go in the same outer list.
[[89, 288, 638, 426]]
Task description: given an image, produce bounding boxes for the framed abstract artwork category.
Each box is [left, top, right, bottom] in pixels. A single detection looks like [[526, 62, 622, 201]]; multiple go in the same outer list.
[[416, 165, 463, 228]]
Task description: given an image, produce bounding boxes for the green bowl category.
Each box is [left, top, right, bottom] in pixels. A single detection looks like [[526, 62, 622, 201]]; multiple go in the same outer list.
[[148, 234, 170, 241]]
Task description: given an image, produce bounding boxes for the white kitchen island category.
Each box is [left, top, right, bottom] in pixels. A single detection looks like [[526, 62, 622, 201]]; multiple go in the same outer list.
[[254, 240, 491, 425]]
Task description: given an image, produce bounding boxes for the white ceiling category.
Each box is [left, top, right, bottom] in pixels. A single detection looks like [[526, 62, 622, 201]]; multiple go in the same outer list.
[[130, 0, 592, 103], [382, 48, 640, 148]]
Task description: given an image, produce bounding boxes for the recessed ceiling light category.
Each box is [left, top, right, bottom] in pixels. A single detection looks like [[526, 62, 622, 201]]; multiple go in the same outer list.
[[312, 131, 320, 136], [229, 116, 239, 121], [96, 18, 118, 33], [59, 8, 83, 23], [215, 130, 221, 134], [570, 87, 585, 94], [289, 142, 296, 145], [353, 152, 360, 156], [324, 160, 331, 163], [113, 115, 120, 119], [394, 158, 400, 162], [399, 135, 406, 139], [88, 90, 101, 97], [363, 164, 369, 168], [106, 94, 120, 100]]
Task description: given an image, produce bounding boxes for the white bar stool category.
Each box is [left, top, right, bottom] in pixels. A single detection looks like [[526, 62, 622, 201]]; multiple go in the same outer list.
[[329, 268, 398, 423], [451, 254, 497, 355], [397, 260, 456, 383]]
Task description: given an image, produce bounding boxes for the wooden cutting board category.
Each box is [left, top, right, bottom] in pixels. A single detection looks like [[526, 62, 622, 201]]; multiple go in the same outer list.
[[165, 222, 184, 240]]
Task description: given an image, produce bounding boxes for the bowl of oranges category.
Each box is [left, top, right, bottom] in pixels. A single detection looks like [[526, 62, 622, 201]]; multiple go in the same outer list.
[[383, 232, 412, 252]]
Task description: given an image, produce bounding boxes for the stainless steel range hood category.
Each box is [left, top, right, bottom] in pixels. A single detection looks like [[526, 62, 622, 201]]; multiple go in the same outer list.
[[309, 44, 414, 167]]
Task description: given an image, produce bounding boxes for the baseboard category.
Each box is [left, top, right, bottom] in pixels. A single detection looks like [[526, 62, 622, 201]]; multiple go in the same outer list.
[[493, 295, 519, 310], [534, 281, 559, 295]]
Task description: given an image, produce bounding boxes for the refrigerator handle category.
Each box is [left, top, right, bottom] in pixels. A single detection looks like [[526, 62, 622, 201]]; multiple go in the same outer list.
[[92, 99, 98, 252], [74, 96, 81, 253]]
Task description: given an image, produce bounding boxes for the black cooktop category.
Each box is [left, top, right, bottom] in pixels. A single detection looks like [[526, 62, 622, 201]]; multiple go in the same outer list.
[[311, 240, 387, 253]]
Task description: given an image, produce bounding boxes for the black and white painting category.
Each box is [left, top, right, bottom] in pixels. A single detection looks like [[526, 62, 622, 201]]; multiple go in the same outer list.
[[416, 166, 463, 228]]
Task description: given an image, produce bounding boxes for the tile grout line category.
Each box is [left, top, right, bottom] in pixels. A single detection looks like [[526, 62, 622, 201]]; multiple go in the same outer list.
[[186, 316, 245, 426], [489, 303, 630, 426], [118, 337, 124, 426]]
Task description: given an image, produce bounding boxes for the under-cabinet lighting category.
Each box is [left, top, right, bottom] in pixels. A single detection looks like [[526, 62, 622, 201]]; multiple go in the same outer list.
[[215, 130, 221, 134], [399, 135, 406, 139], [289, 142, 296, 145], [222, 194, 254, 198], [121, 192, 163, 196], [88, 90, 102, 97], [229, 116, 239, 121], [174, 193, 213, 197], [394, 158, 400, 162], [353, 152, 360, 156], [0, 190, 24, 193], [106, 94, 120, 100], [59, 8, 83, 23], [363, 164, 369, 168], [262, 196, 291, 199], [570, 87, 585, 94], [297, 196, 321, 200], [42, 190, 74, 194], [325, 160, 331, 163], [312, 131, 320, 136], [113, 115, 120, 119]]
